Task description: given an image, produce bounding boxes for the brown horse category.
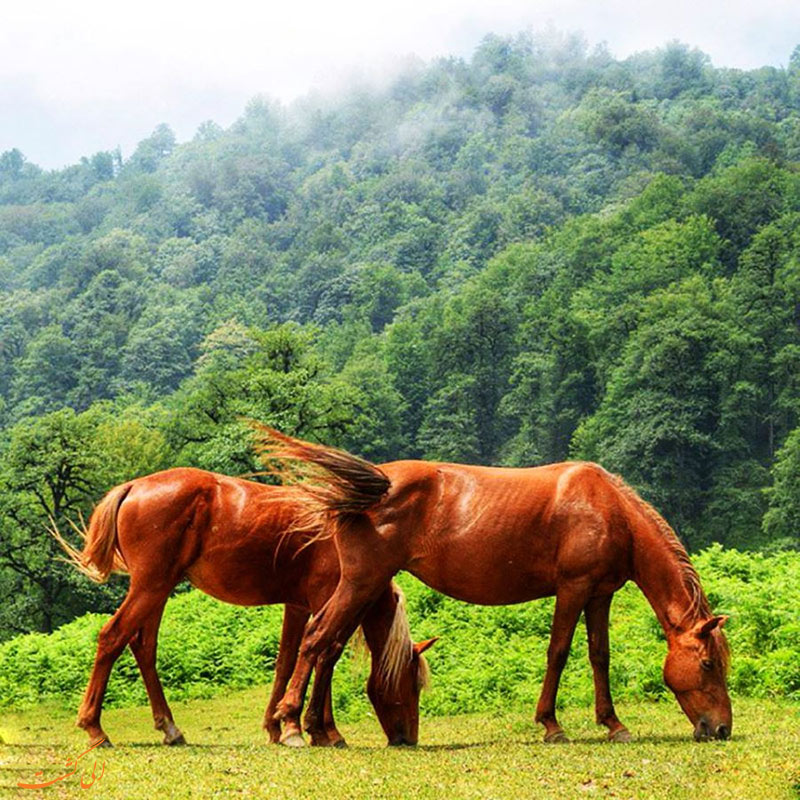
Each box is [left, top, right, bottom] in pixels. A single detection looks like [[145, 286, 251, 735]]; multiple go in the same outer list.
[[55, 467, 434, 748], [257, 430, 732, 743]]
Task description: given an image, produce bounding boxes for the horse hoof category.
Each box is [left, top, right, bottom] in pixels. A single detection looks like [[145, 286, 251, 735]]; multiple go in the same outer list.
[[609, 729, 632, 743], [280, 733, 306, 748], [93, 737, 113, 748], [309, 736, 346, 748], [164, 732, 187, 746], [543, 730, 569, 744]]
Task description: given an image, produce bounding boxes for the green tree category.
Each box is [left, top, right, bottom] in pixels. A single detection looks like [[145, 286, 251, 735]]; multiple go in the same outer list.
[[0, 405, 169, 638], [763, 426, 800, 548], [572, 276, 760, 546], [166, 322, 358, 474]]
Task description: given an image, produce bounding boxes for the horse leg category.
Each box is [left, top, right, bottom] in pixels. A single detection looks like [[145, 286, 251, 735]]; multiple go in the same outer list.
[[584, 595, 630, 742], [128, 604, 185, 745], [302, 651, 344, 747], [323, 684, 346, 747], [76, 584, 171, 746], [263, 605, 308, 747], [301, 650, 348, 748], [276, 573, 389, 730], [277, 515, 400, 728], [534, 585, 590, 743]]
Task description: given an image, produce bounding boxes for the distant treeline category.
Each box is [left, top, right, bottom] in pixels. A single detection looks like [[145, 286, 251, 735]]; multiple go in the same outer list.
[[1, 32, 800, 640]]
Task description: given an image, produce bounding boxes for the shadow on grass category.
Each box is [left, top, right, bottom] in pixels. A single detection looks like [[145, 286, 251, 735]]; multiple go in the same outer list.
[[0, 733, 748, 752]]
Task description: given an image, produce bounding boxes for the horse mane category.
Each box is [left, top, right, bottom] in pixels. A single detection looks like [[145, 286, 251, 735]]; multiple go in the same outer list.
[[379, 586, 430, 693], [606, 471, 729, 672], [606, 472, 710, 619]]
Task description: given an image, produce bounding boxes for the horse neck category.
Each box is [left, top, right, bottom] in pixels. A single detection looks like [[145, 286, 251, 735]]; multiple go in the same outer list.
[[631, 520, 700, 637]]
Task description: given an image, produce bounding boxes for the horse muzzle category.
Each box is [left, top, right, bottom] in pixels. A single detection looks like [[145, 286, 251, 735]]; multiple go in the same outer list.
[[694, 717, 731, 741], [388, 735, 417, 747]]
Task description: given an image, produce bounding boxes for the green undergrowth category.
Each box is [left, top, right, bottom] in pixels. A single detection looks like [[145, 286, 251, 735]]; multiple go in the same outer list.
[[0, 545, 798, 721]]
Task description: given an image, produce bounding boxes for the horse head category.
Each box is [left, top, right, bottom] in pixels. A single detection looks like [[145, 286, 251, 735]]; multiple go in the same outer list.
[[368, 637, 437, 746], [663, 615, 732, 740]]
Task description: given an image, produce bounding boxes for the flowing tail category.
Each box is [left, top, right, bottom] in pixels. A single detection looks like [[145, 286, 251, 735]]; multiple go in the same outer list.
[[251, 423, 390, 513], [50, 483, 132, 583]]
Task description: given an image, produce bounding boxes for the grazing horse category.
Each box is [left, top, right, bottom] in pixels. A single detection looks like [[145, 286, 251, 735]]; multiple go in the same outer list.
[[55, 468, 434, 748], [257, 430, 732, 743]]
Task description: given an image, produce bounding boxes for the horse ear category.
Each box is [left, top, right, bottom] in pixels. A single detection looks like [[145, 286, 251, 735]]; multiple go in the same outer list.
[[695, 615, 728, 638], [414, 637, 439, 655]]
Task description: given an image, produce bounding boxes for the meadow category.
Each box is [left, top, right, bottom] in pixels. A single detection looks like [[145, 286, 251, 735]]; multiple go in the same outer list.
[[2, 26, 800, 800], [0, 546, 799, 798], [1, 692, 798, 799]]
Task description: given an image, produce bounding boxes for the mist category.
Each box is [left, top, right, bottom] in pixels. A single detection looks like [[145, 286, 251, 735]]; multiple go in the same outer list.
[[1, 0, 799, 169]]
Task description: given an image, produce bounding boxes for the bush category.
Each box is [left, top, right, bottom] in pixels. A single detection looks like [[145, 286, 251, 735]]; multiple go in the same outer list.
[[0, 545, 798, 719]]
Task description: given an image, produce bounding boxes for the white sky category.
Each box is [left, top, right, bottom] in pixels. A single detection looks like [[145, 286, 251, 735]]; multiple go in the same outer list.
[[1, 0, 799, 169]]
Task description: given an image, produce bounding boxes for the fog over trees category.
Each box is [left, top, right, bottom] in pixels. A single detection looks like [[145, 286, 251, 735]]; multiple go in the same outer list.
[[1, 33, 799, 638]]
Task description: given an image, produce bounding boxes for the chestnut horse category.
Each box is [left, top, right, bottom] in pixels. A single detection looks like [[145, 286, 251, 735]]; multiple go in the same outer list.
[[56, 468, 434, 748], [258, 430, 732, 743]]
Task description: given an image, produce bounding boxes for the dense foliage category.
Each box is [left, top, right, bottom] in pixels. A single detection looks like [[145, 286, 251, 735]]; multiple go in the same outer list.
[[1, 548, 798, 716], [0, 32, 799, 640]]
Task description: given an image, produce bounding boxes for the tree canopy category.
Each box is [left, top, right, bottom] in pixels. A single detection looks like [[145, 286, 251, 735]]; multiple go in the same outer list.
[[1, 31, 799, 638]]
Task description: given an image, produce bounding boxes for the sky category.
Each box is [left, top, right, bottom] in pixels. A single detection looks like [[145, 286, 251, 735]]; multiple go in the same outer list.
[[1, 0, 799, 170]]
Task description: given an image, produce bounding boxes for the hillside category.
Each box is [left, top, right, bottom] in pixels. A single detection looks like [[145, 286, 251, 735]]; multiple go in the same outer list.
[[0, 33, 799, 639]]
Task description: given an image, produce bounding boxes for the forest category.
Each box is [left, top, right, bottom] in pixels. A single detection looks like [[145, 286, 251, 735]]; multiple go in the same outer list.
[[0, 32, 799, 644]]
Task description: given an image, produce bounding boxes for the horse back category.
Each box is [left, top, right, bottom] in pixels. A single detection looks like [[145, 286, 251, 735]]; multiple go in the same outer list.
[[115, 468, 330, 604], [375, 460, 633, 603]]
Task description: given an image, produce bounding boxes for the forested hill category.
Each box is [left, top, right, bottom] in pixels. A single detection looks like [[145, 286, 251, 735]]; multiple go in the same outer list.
[[1, 33, 799, 637]]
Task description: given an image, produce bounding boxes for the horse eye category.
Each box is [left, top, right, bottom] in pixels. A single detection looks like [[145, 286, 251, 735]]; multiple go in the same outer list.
[[701, 659, 714, 671]]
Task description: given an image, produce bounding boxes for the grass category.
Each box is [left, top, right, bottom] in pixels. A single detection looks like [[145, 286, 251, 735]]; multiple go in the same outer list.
[[1, 688, 798, 799]]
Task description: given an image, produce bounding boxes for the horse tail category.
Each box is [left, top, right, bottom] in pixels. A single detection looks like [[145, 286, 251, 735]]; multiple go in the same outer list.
[[251, 423, 390, 514], [379, 584, 430, 693], [50, 483, 132, 583]]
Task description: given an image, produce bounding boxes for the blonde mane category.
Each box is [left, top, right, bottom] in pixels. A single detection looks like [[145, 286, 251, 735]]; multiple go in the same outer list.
[[379, 586, 430, 693]]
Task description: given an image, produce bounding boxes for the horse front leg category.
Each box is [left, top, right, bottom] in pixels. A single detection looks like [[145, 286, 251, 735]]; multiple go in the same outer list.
[[276, 517, 398, 733], [534, 584, 590, 743], [302, 613, 365, 747], [584, 594, 631, 742], [128, 603, 185, 745], [322, 683, 346, 747], [264, 605, 309, 746], [302, 649, 345, 747]]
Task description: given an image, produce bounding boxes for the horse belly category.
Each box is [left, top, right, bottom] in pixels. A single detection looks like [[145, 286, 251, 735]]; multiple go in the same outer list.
[[186, 545, 285, 606], [410, 532, 558, 605]]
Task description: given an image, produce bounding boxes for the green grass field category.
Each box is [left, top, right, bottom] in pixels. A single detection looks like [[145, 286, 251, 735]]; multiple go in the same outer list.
[[1, 688, 798, 799]]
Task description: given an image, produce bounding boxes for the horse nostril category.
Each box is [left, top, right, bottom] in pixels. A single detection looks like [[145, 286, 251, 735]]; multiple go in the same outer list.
[[694, 719, 711, 742], [715, 724, 730, 740]]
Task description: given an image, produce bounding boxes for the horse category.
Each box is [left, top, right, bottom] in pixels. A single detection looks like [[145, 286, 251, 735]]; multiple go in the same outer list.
[[54, 467, 435, 749], [256, 429, 732, 744]]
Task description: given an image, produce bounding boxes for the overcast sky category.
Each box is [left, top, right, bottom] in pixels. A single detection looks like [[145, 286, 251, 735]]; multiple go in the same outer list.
[[2, 0, 799, 169]]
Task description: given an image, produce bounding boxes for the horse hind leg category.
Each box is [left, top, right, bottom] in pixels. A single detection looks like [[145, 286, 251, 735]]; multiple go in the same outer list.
[[276, 568, 390, 732], [128, 601, 185, 745], [534, 583, 591, 743], [264, 605, 308, 747], [76, 584, 172, 746], [584, 595, 631, 742]]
